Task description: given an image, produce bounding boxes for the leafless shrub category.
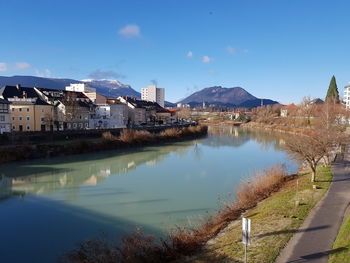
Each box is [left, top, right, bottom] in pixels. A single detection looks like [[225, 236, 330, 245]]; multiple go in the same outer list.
[[102, 132, 117, 142], [159, 128, 181, 138], [119, 129, 154, 144], [234, 165, 287, 209]]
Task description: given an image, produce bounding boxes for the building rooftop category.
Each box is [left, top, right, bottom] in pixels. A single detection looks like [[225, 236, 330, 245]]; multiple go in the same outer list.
[[122, 96, 163, 110], [0, 85, 51, 106]]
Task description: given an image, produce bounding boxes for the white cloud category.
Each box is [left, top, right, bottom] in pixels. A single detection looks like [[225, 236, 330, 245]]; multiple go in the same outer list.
[[35, 69, 52, 78], [0, 62, 7, 72], [88, 69, 125, 79], [202, 56, 213, 63], [15, 62, 31, 70], [118, 24, 141, 38], [226, 46, 236, 55], [187, 51, 193, 57]]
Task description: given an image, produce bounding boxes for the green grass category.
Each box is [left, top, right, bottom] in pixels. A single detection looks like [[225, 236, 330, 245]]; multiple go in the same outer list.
[[183, 166, 332, 263], [328, 214, 350, 263]]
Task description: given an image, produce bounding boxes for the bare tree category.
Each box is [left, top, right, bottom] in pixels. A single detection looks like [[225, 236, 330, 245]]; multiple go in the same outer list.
[[299, 96, 314, 127], [177, 108, 191, 121], [285, 133, 329, 182], [286, 102, 347, 182]]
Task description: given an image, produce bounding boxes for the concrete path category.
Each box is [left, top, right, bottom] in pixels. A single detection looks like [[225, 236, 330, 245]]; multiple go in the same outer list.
[[276, 147, 350, 263]]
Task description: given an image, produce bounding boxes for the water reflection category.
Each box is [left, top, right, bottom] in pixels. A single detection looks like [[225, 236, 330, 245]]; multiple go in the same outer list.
[[0, 141, 198, 199], [206, 126, 290, 151], [0, 127, 294, 201]]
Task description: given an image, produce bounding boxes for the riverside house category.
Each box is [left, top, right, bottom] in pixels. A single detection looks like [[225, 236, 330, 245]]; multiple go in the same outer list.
[[0, 85, 54, 132], [35, 87, 95, 130], [89, 98, 127, 129], [0, 98, 11, 133], [118, 96, 171, 125], [118, 96, 147, 125]]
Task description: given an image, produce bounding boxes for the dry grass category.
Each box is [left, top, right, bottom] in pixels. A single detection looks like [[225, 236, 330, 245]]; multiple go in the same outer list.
[[119, 129, 154, 144], [159, 128, 181, 138], [235, 166, 287, 209], [101, 132, 118, 142], [64, 165, 290, 263]]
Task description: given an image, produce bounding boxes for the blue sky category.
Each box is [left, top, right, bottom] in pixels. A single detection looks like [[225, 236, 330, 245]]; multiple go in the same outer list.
[[0, 0, 349, 103]]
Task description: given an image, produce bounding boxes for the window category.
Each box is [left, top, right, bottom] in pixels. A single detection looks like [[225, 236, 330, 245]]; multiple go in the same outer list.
[[0, 104, 9, 113], [12, 108, 14, 112], [12, 126, 15, 130], [26, 116, 30, 121], [26, 108, 29, 112], [12, 117, 15, 121], [41, 117, 45, 122], [85, 123, 88, 128], [41, 109, 44, 113], [79, 123, 83, 128], [19, 117, 22, 121], [26, 125, 30, 130], [19, 108, 22, 112], [0, 116, 4, 122], [73, 123, 77, 128]]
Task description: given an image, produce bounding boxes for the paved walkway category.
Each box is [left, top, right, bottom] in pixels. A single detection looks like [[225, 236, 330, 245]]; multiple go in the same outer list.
[[276, 146, 350, 263]]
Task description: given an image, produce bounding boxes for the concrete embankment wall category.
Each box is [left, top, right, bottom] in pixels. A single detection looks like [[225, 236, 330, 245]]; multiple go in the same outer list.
[[0, 124, 193, 145], [0, 125, 207, 164]]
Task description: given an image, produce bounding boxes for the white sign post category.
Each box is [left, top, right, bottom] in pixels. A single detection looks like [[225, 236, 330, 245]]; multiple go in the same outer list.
[[242, 217, 251, 263]]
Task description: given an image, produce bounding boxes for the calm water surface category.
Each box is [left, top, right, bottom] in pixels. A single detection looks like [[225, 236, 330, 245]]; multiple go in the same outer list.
[[0, 127, 297, 263]]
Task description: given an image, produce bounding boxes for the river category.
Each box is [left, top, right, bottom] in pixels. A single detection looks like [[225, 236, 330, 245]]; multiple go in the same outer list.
[[0, 126, 297, 263]]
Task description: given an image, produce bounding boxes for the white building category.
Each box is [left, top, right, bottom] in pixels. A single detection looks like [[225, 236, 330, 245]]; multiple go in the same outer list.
[[177, 103, 190, 108], [141, 85, 165, 107], [65, 83, 96, 93], [344, 85, 350, 109], [65, 83, 106, 104], [89, 100, 127, 129]]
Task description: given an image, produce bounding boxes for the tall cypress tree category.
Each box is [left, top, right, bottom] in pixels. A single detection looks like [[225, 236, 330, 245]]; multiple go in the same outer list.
[[325, 75, 339, 103]]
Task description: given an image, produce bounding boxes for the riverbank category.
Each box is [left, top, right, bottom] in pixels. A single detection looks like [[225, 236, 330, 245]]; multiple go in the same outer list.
[[0, 125, 208, 164], [241, 121, 314, 136], [183, 166, 332, 263], [198, 120, 243, 126], [65, 165, 315, 263], [276, 147, 350, 263], [199, 120, 314, 136]]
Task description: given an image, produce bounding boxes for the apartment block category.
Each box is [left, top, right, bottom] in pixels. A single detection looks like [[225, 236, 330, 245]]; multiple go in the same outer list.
[[141, 85, 165, 107]]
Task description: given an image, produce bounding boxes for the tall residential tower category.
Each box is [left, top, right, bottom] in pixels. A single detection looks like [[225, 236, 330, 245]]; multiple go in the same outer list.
[[141, 85, 164, 107], [344, 85, 350, 109]]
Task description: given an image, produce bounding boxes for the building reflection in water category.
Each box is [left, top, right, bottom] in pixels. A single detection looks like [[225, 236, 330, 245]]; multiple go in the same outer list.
[[0, 126, 295, 201], [0, 140, 198, 200]]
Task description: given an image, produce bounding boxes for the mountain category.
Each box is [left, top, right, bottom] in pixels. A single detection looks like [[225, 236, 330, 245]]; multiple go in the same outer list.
[[178, 86, 278, 107], [0, 75, 140, 98], [81, 79, 140, 97]]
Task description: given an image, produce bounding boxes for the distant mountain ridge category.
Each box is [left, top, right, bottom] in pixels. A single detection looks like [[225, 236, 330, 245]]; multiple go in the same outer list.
[[178, 86, 278, 107], [0, 75, 177, 107]]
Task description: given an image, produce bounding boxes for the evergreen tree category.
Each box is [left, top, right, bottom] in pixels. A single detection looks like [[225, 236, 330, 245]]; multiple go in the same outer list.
[[325, 75, 339, 103]]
